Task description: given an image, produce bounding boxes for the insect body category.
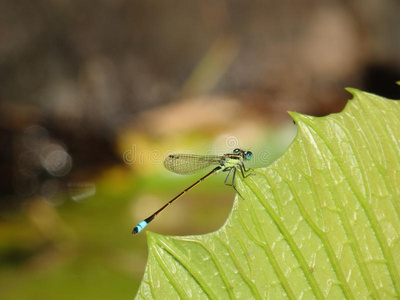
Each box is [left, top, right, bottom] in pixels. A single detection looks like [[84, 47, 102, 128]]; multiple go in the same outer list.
[[132, 148, 253, 234]]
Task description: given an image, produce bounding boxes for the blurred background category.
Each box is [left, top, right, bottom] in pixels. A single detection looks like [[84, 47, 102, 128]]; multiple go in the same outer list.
[[0, 0, 399, 299]]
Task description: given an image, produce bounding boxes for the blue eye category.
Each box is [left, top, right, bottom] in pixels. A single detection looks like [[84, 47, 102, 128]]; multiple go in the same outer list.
[[245, 151, 253, 160], [233, 148, 240, 153]]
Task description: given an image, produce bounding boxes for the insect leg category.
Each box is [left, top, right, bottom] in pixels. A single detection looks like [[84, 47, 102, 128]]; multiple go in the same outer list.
[[240, 162, 255, 178], [224, 168, 233, 186]]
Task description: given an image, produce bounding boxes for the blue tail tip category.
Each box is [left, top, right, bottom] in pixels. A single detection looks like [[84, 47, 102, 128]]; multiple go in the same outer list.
[[132, 220, 148, 235]]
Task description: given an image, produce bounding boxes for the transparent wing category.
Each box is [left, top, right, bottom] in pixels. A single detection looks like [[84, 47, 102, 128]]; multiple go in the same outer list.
[[164, 154, 223, 175]]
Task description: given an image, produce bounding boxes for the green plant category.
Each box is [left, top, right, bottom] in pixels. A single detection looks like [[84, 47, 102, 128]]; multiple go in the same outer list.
[[135, 89, 400, 299]]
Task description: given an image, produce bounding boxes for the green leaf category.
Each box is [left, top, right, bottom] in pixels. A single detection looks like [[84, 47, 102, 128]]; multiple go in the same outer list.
[[135, 89, 400, 299]]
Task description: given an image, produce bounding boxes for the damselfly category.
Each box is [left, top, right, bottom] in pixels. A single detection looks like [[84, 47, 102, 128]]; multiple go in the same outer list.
[[132, 148, 253, 234]]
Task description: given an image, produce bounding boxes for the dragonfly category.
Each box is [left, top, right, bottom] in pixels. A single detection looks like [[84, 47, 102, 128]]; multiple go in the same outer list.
[[132, 148, 253, 234]]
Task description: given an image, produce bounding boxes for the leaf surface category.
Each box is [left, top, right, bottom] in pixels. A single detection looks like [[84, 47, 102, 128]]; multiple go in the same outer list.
[[135, 89, 400, 299]]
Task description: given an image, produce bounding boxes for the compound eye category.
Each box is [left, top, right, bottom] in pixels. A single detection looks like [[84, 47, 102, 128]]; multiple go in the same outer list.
[[245, 151, 253, 160], [233, 148, 240, 153]]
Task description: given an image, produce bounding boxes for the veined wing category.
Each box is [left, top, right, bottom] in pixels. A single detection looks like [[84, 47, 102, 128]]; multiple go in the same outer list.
[[164, 154, 223, 175]]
